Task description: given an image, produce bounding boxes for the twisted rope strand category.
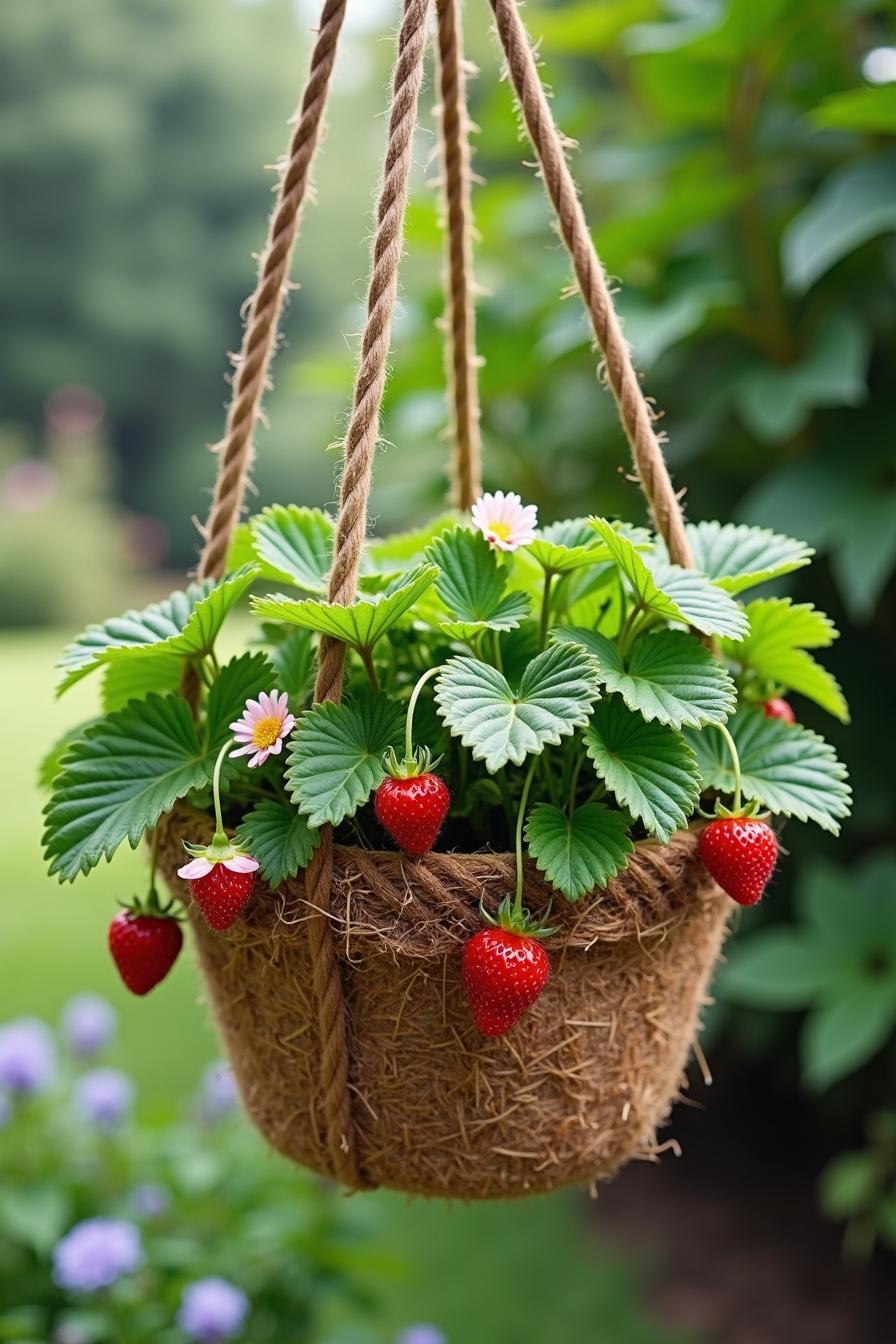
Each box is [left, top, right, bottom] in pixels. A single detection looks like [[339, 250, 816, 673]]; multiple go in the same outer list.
[[305, 0, 434, 1189], [314, 0, 434, 708], [197, 0, 348, 582], [436, 0, 482, 510], [489, 0, 693, 567]]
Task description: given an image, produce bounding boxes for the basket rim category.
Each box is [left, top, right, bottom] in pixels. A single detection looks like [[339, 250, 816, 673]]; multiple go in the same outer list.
[[161, 803, 718, 956]]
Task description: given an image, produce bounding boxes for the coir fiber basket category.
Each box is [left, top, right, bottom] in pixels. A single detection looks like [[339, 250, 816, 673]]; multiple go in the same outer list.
[[158, 0, 730, 1198]]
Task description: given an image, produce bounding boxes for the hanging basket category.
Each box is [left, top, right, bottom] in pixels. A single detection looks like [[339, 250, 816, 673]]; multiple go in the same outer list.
[[158, 0, 732, 1195]]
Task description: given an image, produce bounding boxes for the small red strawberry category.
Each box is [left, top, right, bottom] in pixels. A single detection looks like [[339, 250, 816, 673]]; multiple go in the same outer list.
[[375, 747, 450, 857], [699, 815, 778, 907], [109, 909, 183, 996], [763, 697, 796, 725], [462, 897, 553, 1036], [178, 838, 259, 931]]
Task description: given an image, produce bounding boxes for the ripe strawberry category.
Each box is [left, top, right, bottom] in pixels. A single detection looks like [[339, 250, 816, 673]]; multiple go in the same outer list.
[[763, 697, 796, 725], [699, 816, 778, 907], [178, 841, 259, 931], [375, 748, 449, 856], [108, 910, 183, 996], [462, 921, 551, 1037]]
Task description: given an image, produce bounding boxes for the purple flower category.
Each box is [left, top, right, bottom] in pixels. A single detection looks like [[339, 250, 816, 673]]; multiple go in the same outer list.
[[0, 1017, 56, 1096], [60, 994, 117, 1058], [176, 1277, 249, 1341], [130, 1182, 171, 1220], [396, 1328, 447, 1344], [198, 1062, 239, 1123], [74, 1068, 134, 1131], [53, 1218, 142, 1292]]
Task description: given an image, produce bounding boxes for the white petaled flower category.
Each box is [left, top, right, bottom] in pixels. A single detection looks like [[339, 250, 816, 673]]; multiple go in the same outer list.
[[177, 854, 258, 880], [228, 691, 296, 769], [471, 491, 538, 552]]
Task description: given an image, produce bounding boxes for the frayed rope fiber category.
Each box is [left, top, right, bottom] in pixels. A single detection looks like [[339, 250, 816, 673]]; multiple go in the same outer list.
[[160, 808, 728, 1198]]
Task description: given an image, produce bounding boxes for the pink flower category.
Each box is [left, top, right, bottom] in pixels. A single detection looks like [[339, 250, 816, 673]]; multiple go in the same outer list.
[[471, 491, 538, 552], [228, 691, 296, 769], [177, 854, 259, 881]]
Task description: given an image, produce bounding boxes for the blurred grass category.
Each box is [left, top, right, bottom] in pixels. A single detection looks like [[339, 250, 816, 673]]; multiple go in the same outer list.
[[1, 629, 691, 1344]]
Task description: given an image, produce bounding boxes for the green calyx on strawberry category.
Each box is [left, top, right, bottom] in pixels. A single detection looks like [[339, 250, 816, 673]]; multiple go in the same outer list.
[[177, 831, 259, 932], [109, 892, 184, 997], [699, 801, 778, 908], [462, 896, 554, 1038], [374, 746, 450, 857]]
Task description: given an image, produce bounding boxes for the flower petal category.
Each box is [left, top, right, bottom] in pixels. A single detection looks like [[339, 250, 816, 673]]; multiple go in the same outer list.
[[178, 857, 214, 880], [224, 855, 259, 874]]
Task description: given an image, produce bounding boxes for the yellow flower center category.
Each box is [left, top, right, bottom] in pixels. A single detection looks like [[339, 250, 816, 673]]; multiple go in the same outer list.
[[488, 519, 512, 541], [251, 716, 283, 750]]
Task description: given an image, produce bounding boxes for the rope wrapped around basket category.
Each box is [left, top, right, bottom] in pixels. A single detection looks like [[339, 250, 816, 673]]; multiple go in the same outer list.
[[178, 0, 724, 1195]]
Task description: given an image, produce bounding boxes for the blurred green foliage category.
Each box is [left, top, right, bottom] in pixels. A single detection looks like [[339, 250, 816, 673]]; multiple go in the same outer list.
[[2, 0, 896, 1262]]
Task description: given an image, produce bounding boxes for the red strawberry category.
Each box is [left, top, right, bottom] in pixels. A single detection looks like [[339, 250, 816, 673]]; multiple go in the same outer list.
[[763, 697, 796, 725], [699, 816, 778, 907], [375, 752, 450, 857], [108, 910, 183, 996], [178, 842, 259, 931], [462, 925, 551, 1037]]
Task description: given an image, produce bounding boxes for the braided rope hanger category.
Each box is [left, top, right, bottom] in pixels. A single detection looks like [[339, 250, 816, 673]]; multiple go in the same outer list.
[[192, 0, 694, 1187]]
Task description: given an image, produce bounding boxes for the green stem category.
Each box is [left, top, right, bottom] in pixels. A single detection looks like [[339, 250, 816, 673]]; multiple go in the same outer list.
[[359, 646, 380, 693], [405, 666, 440, 763], [568, 750, 585, 814], [538, 570, 555, 650], [491, 628, 503, 673], [211, 740, 231, 840], [146, 826, 161, 912], [716, 722, 743, 814], [617, 602, 644, 657], [513, 758, 538, 918]]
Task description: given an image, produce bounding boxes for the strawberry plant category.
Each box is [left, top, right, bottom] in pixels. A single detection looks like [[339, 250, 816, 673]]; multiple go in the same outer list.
[[42, 493, 851, 1029]]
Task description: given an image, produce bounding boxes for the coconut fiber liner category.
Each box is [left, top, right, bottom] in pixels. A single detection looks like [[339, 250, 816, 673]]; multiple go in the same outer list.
[[160, 808, 728, 1199]]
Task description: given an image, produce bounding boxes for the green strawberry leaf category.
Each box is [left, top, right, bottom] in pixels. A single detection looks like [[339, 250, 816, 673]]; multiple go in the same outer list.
[[43, 693, 220, 882], [686, 707, 852, 833], [435, 643, 602, 773], [37, 722, 99, 791], [525, 802, 633, 901], [252, 564, 439, 651], [205, 652, 277, 748], [235, 800, 319, 888], [584, 695, 700, 842], [554, 627, 735, 729], [684, 521, 813, 595], [526, 518, 612, 575], [286, 692, 404, 828], [722, 597, 848, 722], [101, 652, 184, 713], [249, 505, 334, 592], [426, 528, 531, 634], [589, 518, 748, 640], [56, 566, 260, 696]]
